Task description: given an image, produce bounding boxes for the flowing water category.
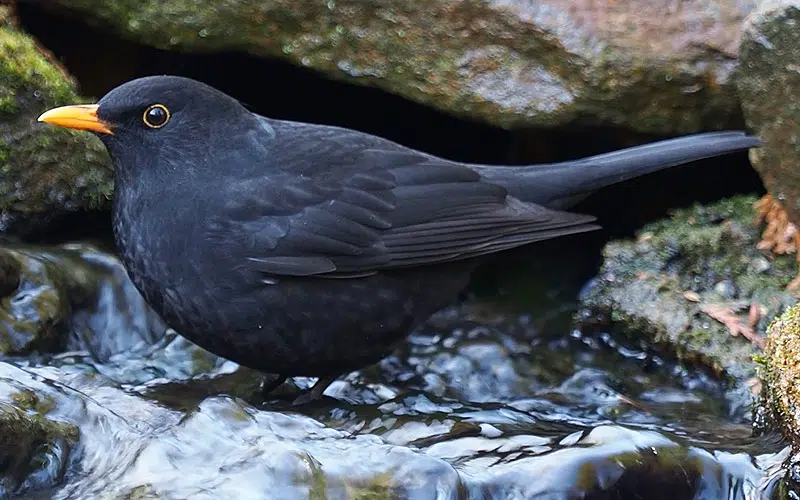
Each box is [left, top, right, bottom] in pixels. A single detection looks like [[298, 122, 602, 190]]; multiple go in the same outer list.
[[0, 239, 790, 499]]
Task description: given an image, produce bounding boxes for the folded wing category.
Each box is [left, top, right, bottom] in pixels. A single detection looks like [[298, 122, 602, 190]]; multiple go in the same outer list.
[[207, 150, 598, 279]]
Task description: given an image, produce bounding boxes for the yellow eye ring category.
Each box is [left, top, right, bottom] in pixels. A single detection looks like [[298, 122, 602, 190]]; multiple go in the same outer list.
[[143, 104, 170, 128]]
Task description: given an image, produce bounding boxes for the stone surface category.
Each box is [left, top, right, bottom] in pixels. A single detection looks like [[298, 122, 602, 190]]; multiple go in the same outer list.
[[0, 239, 777, 498], [29, 0, 755, 134], [578, 195, 799, 414], [0, 243, 167, 360], [758, 303, 800, 444], [753, 303, 800, 495], [737, 0, 800, 223], [0, 328, 767, 499], [0, 391, 79, 497], [0, 6, 112, 235]]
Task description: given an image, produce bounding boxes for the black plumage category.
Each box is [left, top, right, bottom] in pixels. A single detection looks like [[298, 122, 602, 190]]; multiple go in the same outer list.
[[37, 76, 761, 402]]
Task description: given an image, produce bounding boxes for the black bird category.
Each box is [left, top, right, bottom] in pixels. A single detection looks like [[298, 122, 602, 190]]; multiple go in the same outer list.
[[38, 75, 760, 403]]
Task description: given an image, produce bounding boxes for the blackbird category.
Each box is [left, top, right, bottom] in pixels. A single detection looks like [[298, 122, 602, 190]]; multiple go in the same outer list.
[[38, 75, 760, 403]]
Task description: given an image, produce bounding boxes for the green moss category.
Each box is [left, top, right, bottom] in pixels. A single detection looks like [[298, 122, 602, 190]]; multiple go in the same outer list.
[[219, 401, 253, 422], [0, 28, 78, 107], [576, 446, 701, 495], [0, 6, 113, 234], [345, 473, 395, 500], [123, 484, 160, 499], [297, 453, 328, 500], [0, 401, 79, 494], [10, 389, 56, 415], [580, 195, 799, 401], [294, 453, 396, 499], [1, 405, 79, 442], [758, 304, 800, 444], [190, 346, 217, 375]]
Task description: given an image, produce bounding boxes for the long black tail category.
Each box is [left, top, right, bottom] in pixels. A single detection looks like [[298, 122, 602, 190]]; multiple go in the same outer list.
[[474, 131, 761, 209]]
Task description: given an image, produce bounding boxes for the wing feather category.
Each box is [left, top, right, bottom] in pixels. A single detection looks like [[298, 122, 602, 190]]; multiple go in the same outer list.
[[207, 147, 598, 279]]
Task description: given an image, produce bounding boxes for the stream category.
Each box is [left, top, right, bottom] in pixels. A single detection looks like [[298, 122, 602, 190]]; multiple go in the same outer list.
[[0, 238, 789, 499]]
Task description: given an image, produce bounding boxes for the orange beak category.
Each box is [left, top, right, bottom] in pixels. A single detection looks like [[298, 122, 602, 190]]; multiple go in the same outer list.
[[37, 104, 114, 135]]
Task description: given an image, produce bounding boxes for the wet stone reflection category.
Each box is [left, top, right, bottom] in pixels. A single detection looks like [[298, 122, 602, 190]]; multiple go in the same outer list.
[[0, 244, 787, 499]]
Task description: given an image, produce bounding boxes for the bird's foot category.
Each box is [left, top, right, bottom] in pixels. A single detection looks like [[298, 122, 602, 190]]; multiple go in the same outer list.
[[291, 375, 336, 406]]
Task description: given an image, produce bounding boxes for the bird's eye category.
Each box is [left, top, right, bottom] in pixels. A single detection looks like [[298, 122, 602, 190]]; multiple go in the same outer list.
[[143, 104, 170, 128]]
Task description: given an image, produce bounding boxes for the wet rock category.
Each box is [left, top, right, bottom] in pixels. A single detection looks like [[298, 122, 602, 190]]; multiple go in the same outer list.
[[0, 361, 168, 499], [0, 272, 780, 497], [737, 0, 800, 224], [0, 243, 166, 359], [0, 6, 112, 236], [578, 195, 799, 415], [0, 380, 79, 497], [29, 0, 753, 134], [0, 359, 769, 499]]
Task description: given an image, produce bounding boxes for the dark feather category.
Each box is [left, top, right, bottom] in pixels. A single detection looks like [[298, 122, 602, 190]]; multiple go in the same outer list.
[[207, 138, 598, 279]]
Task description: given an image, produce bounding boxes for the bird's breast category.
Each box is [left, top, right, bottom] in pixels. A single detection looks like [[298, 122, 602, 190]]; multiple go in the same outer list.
[[112, 188, 205, 308]]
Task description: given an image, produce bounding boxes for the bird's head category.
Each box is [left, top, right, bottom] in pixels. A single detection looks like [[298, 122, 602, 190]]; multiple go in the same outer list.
[[38, 75, 271, 183]]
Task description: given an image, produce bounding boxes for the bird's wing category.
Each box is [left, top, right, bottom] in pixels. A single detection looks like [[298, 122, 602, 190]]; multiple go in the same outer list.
[[207, 150, 598, 279]]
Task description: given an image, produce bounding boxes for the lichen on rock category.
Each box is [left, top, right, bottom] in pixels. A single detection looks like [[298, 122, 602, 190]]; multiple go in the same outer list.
[[758, 304, 800, 442], [0, 6, 112, 235]]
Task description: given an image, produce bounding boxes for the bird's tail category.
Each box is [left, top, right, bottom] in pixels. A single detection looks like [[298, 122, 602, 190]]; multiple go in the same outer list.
[[475, 131, 761, 208]]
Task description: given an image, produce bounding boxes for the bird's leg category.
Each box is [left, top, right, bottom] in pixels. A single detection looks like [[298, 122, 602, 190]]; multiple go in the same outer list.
[[291, 375, 336, 405], [260, 373, 288, 397]]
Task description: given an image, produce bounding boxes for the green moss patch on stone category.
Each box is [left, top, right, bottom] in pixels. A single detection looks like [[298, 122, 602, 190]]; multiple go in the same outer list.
[[0, 5, 112, 234], [758, 304, 800, 444], [579, 195, 799, 408], [0, 400, 79, 496]]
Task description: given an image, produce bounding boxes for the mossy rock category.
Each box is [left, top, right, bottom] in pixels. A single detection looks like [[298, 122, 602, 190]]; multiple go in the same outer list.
[[579, 195, 799, 412], [737, 0, 800, 224], [758, 304, 800, 443], [755, 303, 800, 494], [29, 0, 752, 134], [0, 399, 79, 496], [0, 6, 112, 235]]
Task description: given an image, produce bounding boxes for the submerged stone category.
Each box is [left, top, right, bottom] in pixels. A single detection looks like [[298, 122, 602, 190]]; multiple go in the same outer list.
[[0, 246, 780, 497], [0, 359, 769, 499], [0, 376, 79, 497], [0, 243, 164, 358]]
